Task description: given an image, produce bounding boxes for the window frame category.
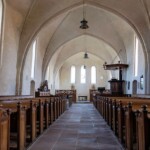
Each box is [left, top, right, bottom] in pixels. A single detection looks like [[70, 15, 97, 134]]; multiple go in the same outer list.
[[134, 36, 139, 77], [70, 65, 76, 84], [91, 66, 96, 84], [81, 65, 86, 84], [0, 0, 4, 67], [31, 40, 36, 79]]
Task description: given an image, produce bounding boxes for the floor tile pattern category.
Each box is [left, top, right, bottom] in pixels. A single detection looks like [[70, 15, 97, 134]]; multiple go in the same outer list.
[[28, 103, 124, 150]]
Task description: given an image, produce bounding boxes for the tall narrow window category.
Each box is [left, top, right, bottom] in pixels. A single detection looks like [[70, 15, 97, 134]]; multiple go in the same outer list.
[[71, 66, 75, 83], [81, 65, 86, 83], [0, 1, 2, 33], [134, 37, 138, 76], [0, 0, 3, 66], [91, 66, 96, 84], [31, 40, 36, 79]]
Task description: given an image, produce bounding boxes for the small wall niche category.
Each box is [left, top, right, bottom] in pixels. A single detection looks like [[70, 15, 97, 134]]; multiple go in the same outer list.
[[140, 75, 144, 90]]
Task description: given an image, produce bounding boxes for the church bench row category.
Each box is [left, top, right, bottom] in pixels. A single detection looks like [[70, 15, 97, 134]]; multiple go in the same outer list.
[[100, 97, 150, 150], [0, 95, 34, 100], [0, 97, 66, 150], [55, 90, 76, 103], [0, 96, 67, 150], [93, 96, 150, 150], [90, 89, 131, 102], [94, 96, 150, 122]]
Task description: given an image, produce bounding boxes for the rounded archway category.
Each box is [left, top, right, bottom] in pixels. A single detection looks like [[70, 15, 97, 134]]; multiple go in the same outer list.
[[20, 1, 147, 95]]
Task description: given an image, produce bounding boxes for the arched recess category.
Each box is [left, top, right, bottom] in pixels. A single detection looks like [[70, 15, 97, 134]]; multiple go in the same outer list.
[[30, 80, 35, 96], [50, 51, 119, 91], [132, 80, 137, 95], [53, 52, 114, 98], [42, 33, 126, 80], [49, 35, 121, 80], [16, 1, 149, 95]]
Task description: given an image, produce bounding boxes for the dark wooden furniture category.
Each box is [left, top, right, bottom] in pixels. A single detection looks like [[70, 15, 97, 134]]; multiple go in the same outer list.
[[0, 95, 67, 150], [108, 79, 124, 95], [35, 80, 50, 97], [89, 89, 97, 102], [136, 105, 150, 150], [35, 91, 50, 97], [103, 63, 128, 95], [55, 90, 76, 103], [93, 95, 150, 150], [0, 108, 10, 150]]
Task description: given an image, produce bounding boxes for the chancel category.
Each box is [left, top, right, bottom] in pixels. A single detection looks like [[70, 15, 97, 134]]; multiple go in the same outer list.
[[0, 0, 150, 150]]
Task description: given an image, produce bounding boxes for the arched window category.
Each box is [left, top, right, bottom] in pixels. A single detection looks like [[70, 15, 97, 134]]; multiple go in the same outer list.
[[31, 40, 36, 79], [0, 0, 3, 66], [81, 65, 86, 83], [0, 1, 3, 32], [91, 66, 96, 84], [71, 66, 75, 83], [134, 36, 139, 76]]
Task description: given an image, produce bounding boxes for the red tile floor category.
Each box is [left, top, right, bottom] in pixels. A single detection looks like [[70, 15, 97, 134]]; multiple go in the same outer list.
[[28, 103, 124, 150]]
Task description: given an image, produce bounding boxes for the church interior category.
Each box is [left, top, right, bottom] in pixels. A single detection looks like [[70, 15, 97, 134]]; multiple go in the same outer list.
[[0, 0, 150, 150]]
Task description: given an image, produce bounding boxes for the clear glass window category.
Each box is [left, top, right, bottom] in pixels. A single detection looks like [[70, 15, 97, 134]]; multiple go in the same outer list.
[[71, 66, 75, 83], [81, 65, 86, 83], [31, 40, 36, 79], [134, 37, 138, 76], [91, 66, 96, 84]]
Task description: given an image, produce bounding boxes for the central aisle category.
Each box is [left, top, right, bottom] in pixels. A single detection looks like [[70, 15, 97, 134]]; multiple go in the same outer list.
[[28, 104, 123, 150]]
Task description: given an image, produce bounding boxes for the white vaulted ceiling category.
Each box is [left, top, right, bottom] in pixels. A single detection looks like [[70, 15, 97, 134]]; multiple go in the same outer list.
[[8, 0, 150, 79]]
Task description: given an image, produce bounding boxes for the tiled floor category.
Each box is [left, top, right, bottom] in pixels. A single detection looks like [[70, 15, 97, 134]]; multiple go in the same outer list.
[[28, 103, 124, 150]]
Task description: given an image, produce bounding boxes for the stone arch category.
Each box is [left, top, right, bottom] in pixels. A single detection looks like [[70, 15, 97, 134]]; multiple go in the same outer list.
[[46, 34, 122, 80], [16, 1, 148, 95], [42, 33, 125, 80]]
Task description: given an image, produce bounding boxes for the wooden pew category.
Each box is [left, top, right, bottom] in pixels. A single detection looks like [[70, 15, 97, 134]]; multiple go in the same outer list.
[[0, 95, 66, 150], [54, 97, 58, 119], [105, 98, 150, 149], [36, 99, 44, 135], [0, 108, 10, 150], [94, 96, 150, 150], [124, 103, 135, 150], [50, 97, 54, 123], [105, 97, 150, 130], [55, 89, 76, 103], [0, 101, 27, 150], [17, 103, 26, 150], [136, 105, 150, 150], [124, 103, 150, 150], [0, 99, 37, 149], [44, 99, 49, 128], [19, 100, 36, 145]]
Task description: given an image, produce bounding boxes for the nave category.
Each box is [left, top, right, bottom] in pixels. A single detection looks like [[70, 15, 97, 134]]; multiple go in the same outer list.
[[28, 103, 123, 150]]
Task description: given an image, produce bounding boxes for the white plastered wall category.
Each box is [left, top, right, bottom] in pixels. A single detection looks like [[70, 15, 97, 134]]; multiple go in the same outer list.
[[22, 39, 44, 95], [0, 3, 21, 95], [126, 34, 145, 94]]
